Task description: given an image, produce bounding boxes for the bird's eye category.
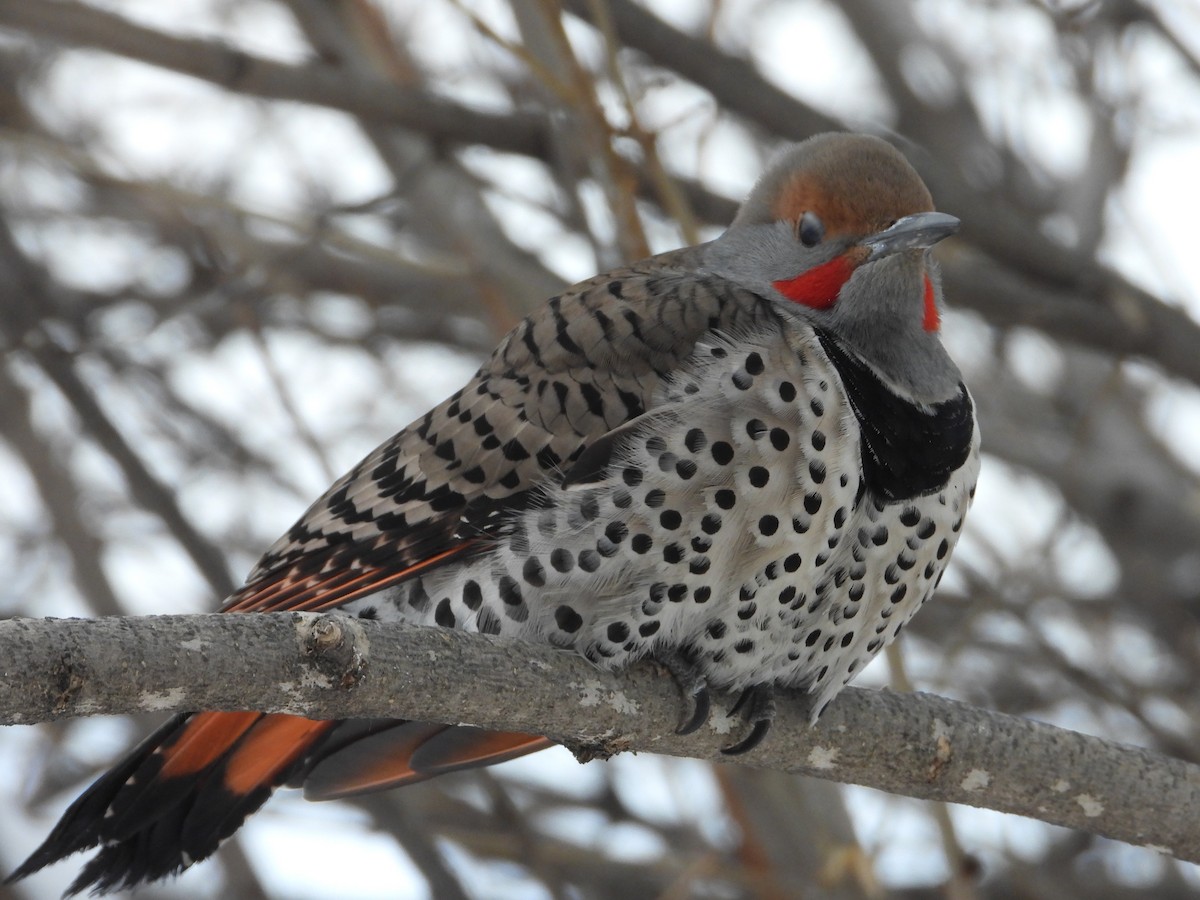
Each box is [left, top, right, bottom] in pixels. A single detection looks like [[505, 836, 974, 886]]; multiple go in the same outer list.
[[797, 211, 824, 247]]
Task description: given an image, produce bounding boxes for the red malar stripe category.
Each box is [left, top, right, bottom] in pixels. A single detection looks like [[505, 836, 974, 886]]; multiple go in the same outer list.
[[923, 274, 939, 332], [772, 254, 854, 310]]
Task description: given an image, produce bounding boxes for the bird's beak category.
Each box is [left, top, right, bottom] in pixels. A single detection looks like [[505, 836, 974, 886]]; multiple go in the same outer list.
[[862, 211, 959, 261]]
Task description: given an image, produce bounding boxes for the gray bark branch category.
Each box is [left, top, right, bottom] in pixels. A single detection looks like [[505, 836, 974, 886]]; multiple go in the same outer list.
[[0, 613, 1195, 864]]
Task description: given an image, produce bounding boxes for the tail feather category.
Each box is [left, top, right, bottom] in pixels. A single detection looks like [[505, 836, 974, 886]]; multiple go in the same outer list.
[[8, 711, 336, 896], [9, 709, 550, 894]]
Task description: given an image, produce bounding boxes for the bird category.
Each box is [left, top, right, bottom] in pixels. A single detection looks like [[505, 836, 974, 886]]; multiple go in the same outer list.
[[9, 132, 979, 895]]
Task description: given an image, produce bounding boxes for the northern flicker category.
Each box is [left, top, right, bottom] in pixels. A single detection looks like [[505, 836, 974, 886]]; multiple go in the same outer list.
[[10, 132, 979, 895]]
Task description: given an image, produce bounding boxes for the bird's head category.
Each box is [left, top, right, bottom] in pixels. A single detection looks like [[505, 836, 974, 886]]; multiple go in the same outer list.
[[706, 132, 958, 335]]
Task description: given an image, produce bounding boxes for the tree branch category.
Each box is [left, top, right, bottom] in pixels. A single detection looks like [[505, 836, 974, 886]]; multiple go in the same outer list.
[[1, 613, 1195, 864]]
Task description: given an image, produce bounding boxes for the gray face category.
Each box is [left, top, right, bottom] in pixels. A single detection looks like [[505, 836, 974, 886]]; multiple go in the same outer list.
[[701, 134, 963, 404]]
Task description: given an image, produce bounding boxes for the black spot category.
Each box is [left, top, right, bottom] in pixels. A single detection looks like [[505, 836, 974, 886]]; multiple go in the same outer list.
[[805, 630, 821, 647], [663, 543, 685, 564], [740, 585, 757, 602], [833, 507, 847, 528], [502, 438, 530, 461], [463, 580, 483, 610], [578, 550, 601, 572], [536, 446, 561, 470], [632, 533, 653, 553], [596, 537, 619, 557], [693, 586, 711, 603], [809, 460, 826, 484], [900, 507, 921, 527], [478, 608, 501, 635], [784, 553, 802, 572], [811, 398, 824, 416], [407, 581, 431, 612], [605, 521, 628, 543], [745, 352, 765, 375], [657, 452, 678, 473], [867, 639, 882, 653], [890, 584, 908, 604], [435, 598, 455, 628], [758, 515, 779, 536], [917, 520, 937, 539], [823, 636, 836, 652], [659, 509, 683, 530], [710, 346, 728, 359], [734, 639, 755, 654], [685, 428, 708, 453], [848, 583, 865, 602], [884, 564, 900, 585], [731, 371, 753, 391], [816, 666, 829, 682], [675, 459, 698, 480], [715, 489, 736, 509], [646, 435, 666, 453], [779, 381, 797, 402], [499, 576, 522, 607], [551, 549, 574, 572], [792, 517, 809, 534], [639, 621, 660, 637], [668, 583, 689, 602], [707, 620, 727, 640], [749, 467, 770, 488], [770, 428, 790, 451], [623, 468, 643, 487], [648, 583, 667, 604], [555, 605, 583, 633], [804, 493, 822, 514], [689, 556, 711, 575], [738, 603, 757, 620], [357, 606, 378, 620], [897, 553, 917, 571], [578, 495, 600, 521], [522, 557, 546, 587], [607, 622, 630, 642], [701, 514, 722, 535], [924, 562, 937, 579], [613, 489, 633, 509], [691, 535, 712, 552], [778, 586, 796, 605], [764, 562, 779, 580], [937, 539, 949, 559], [746, 419, 768, 439], [841, 632, 854, 648], [872, 526, 889, 546], [645, 489, 666, 508], [811, 430, 826, 451], [711, 441, 734, 465]]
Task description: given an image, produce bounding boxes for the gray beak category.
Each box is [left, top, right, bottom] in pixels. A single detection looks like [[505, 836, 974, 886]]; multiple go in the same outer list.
[[862, 211, 960, 260]]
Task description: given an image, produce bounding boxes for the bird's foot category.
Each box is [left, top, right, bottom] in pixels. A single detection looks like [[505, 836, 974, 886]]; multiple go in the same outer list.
[[721, 683, 776, 755], [655, 649, 711, 735]]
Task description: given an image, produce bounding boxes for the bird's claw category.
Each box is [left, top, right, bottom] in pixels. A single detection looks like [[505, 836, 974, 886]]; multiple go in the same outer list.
[[656, 650, 712, 735], [721, 683, 776, 755]]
